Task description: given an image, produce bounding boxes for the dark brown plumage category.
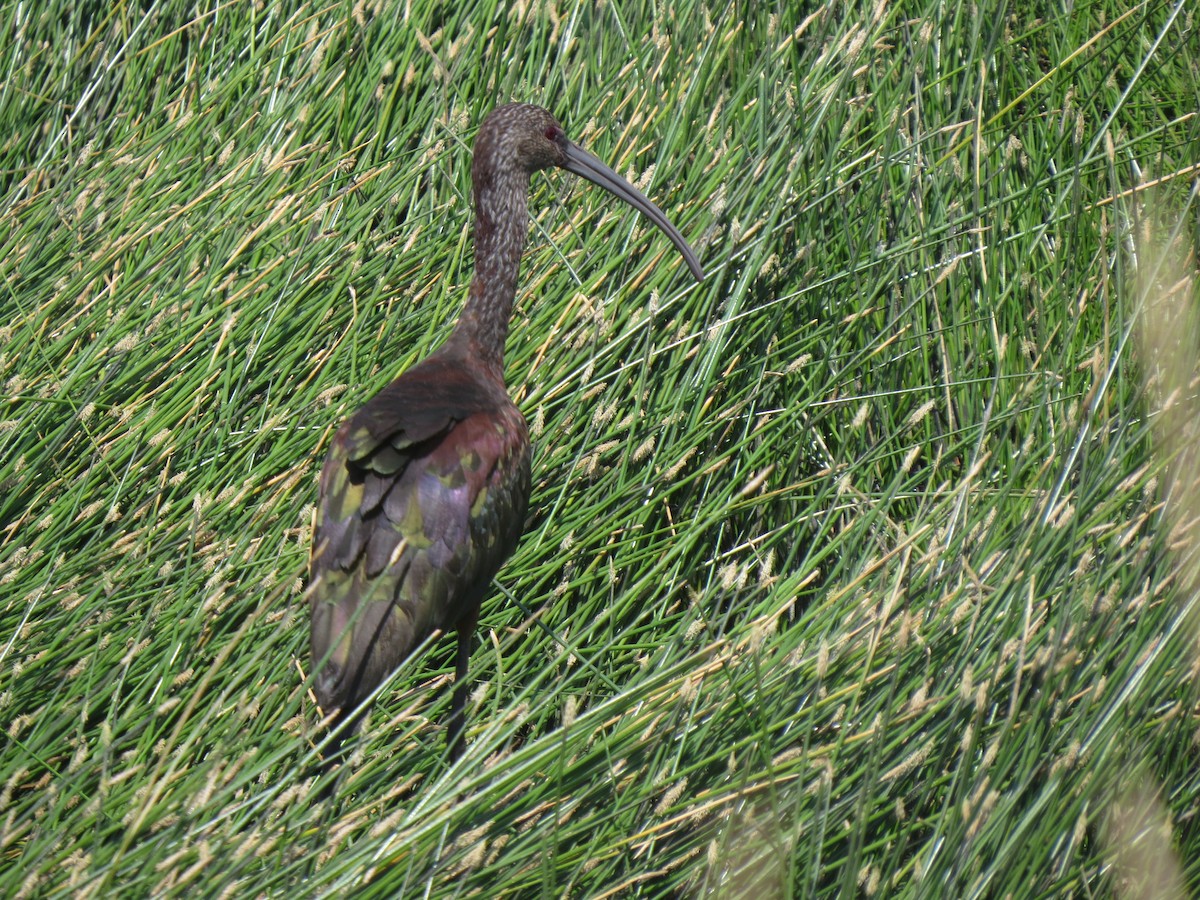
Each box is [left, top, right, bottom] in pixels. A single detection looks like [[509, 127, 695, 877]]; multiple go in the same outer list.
[[309, 103, 703, 763]]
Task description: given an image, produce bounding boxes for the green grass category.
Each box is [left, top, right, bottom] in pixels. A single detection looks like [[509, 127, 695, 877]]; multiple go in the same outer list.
[[2, 0, 1199, 896]]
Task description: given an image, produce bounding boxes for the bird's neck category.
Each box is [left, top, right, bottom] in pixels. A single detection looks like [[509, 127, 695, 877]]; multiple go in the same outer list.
[[451, 174, 530, 379]]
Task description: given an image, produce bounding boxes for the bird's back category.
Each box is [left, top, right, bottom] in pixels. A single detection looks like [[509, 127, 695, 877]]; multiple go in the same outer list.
[[309, 352, 531, 714]]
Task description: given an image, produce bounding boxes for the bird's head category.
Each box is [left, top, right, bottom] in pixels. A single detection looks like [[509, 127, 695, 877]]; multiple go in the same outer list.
[[473, 103, 569, 176], [471, 102, 705, 281]]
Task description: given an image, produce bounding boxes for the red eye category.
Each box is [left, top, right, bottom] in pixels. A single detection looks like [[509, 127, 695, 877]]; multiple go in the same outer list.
[[545, 125, 564, 142]]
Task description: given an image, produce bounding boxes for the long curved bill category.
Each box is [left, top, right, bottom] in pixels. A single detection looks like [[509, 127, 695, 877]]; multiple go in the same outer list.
[[563, 142, 705, 282]]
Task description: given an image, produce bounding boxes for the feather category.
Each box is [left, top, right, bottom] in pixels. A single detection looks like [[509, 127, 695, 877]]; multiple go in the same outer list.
[[309, 352, 530, 718]]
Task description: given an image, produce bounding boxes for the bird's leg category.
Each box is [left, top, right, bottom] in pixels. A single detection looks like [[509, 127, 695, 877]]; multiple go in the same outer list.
[[320, 706, 361, 767], [447, 610, 478, 761], [309, 708, 356, 802]]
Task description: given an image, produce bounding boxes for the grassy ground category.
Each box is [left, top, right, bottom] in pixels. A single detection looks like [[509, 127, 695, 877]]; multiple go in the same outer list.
[[2, 0, 1199, 896]]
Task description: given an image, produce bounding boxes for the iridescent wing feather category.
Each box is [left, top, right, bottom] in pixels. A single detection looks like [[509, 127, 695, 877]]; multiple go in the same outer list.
[[309, 355, 531, 713]]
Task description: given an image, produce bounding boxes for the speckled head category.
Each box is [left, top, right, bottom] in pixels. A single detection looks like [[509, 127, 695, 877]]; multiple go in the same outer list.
[[472, 103, 570, 179], [471, 103, 705, 281]]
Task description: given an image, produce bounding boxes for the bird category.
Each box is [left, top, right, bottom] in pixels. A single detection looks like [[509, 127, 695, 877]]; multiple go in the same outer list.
[[308, 102, 704, 764]]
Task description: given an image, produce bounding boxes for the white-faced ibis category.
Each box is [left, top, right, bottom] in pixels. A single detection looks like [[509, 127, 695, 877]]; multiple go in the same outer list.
[[309, 102, 704, 762]]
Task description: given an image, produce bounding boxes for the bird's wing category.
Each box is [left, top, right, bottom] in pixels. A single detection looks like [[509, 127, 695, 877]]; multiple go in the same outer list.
[[309, 358, 531, 710]]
